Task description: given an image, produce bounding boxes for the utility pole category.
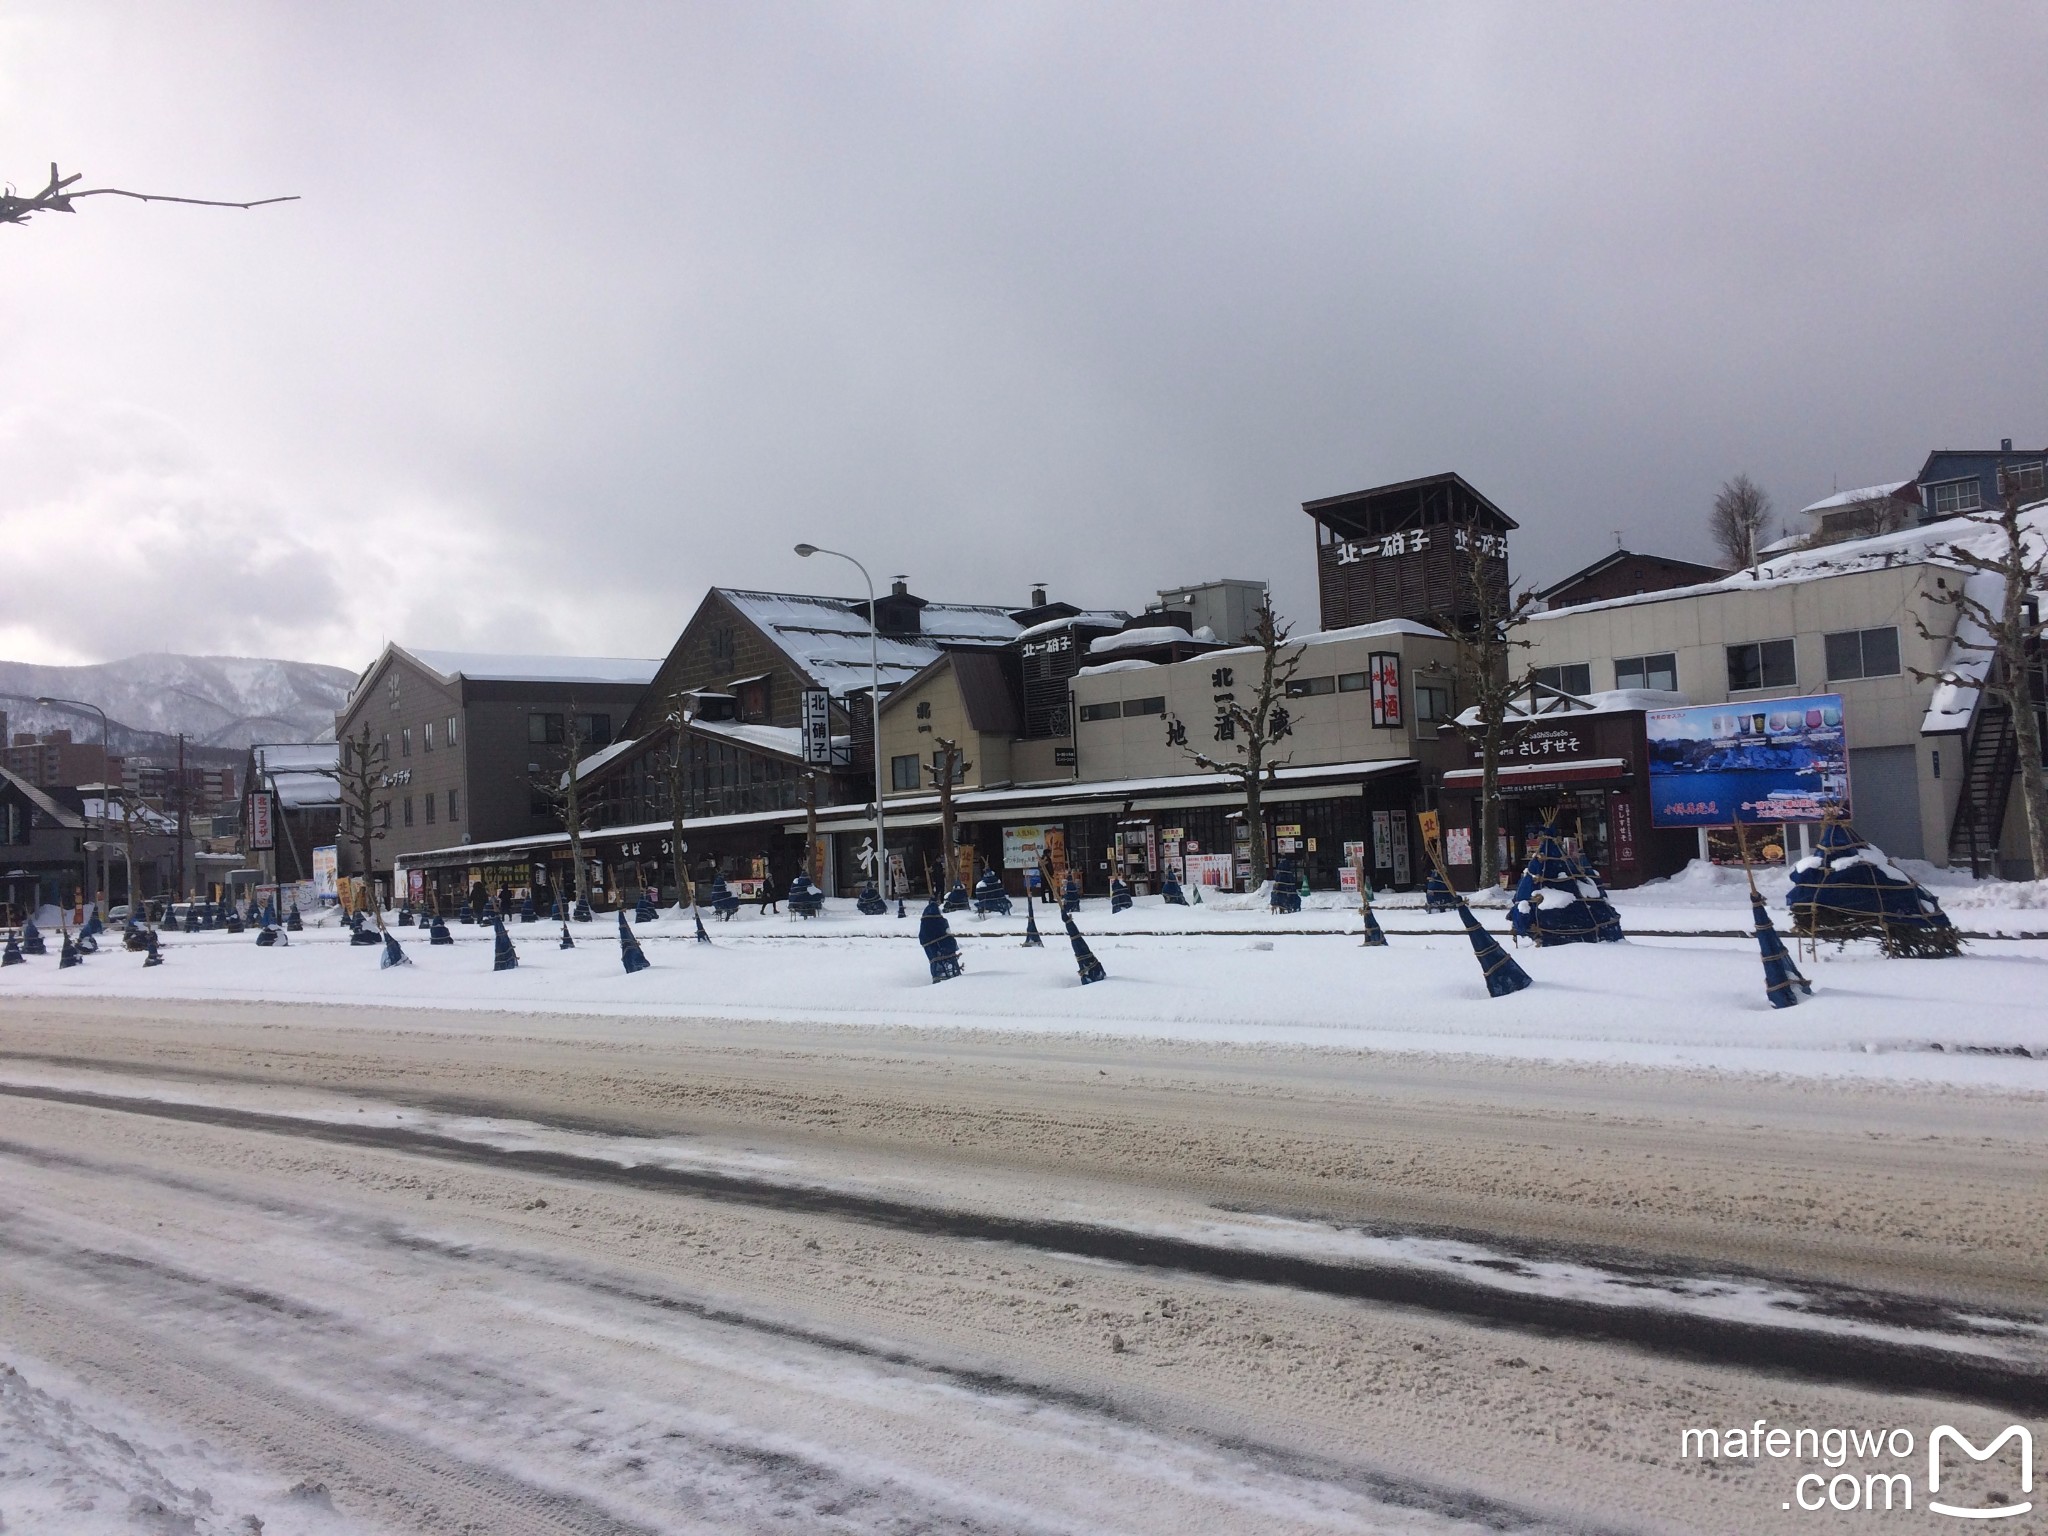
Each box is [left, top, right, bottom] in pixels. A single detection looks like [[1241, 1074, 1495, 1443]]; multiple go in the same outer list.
[[175, 733, 188, 900]]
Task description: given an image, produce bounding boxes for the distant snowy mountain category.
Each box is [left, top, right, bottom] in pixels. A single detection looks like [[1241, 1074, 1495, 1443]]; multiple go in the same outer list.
[[0, 653, 357, 756]]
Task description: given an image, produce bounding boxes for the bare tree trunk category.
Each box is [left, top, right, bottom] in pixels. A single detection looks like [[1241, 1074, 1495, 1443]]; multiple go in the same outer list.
[[563, 720, 590, 911], [804, 773, 819, 882], [929, 739, 967, 889]]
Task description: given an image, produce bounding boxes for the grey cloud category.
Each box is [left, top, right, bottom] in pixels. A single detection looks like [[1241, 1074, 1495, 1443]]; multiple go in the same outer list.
[[1, 2, 2042, 668]]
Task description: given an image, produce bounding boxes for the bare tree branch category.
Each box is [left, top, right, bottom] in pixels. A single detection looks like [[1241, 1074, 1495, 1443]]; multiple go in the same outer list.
[[2, 162, 298, 227]]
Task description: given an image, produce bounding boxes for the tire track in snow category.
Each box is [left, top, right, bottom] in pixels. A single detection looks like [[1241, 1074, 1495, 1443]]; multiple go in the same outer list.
[[5, 1079, 2044, 1416]]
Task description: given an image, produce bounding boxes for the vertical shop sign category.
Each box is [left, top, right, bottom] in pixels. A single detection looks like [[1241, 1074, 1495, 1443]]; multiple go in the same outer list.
[[1368, 652, 1403, 729]]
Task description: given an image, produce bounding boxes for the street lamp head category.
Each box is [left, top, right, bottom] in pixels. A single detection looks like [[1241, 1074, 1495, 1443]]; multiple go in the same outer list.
[[793, 543, 818, 558]]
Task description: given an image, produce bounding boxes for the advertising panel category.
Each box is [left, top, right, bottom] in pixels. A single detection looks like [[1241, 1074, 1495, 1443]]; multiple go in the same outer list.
[[246, 791, 274, 851], [1184, 853, 1235, 890], [311, 845, 339, 903], [1646, 695, 1850, 827], [1002, 823, 1056, 870]]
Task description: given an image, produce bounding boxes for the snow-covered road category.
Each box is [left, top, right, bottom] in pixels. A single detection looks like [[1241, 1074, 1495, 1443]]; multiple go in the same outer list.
[[2, 997, 2042, 1533]]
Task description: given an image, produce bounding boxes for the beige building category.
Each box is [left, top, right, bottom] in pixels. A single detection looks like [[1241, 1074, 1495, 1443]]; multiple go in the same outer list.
[[1517, 520, 2035, 872]]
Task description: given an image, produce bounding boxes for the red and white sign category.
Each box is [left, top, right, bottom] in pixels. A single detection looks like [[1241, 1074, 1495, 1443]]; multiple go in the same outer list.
[[1368, 652, 1402, 728], [247, 791, 275, 851]]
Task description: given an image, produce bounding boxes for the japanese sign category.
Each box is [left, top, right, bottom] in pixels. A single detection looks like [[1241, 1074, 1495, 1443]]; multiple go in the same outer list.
[[1001, 824, 1057, 870], [247, 791, 274, 850], [1369, 652, 1402, 728], [1331, 526, 1508, 565], [800, 688, 834, 765], [1646, 695, 1850, 827]]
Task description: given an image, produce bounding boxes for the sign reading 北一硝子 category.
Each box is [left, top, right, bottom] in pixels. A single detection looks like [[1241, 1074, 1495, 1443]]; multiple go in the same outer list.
[[800, 689, 835, 766], [1646, 695, 1851, 827]]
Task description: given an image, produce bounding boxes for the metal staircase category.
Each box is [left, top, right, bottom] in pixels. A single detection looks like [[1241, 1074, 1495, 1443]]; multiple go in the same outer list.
[[1948, 685, 2017, 876]]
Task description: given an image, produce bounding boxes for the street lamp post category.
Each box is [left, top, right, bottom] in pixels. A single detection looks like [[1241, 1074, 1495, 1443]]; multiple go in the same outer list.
[[793, 544, 888, 898], [37, 695, 110, 916]]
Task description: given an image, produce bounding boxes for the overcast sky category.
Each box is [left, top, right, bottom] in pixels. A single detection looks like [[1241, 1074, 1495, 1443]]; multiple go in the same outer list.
[[3, 2, 2043, 673]]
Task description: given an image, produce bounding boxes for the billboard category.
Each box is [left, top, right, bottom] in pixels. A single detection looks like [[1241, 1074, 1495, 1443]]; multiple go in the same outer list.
[[311, 845, 339, 903], [1646, 695, 1850, 827]]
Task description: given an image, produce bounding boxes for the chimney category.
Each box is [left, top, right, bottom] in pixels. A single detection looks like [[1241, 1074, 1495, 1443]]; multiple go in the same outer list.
[[1030, 584, 1047, 607], [891, 576, 908, 598], [2002, 438, 2013, 452]]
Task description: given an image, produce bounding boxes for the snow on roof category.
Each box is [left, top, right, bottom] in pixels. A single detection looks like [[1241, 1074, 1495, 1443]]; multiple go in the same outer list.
[[250, 742, 342, 808], [1529, 504, 2048, 623], [1452, 688, 1687, 729], [1088, 625, 1194, 654], [717, 588, 1020, 691], [568, 735, 640, 782], [1297, 618, 1447, 645], [252, 742, 339, 773], [1075, 658, 1160, 676], [82, 797, 179, 833], [1014, 610, 1129, 641], [689, 718, 836, 761], [1799, 480, 1912, 516], [1923, 570, 2004, 734], [401, 648, 663, 686]]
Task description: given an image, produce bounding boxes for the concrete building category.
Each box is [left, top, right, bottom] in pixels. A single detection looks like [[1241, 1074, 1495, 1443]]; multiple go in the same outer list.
[[1514, 515, 2043, 875], [336, 647, 661, 889]]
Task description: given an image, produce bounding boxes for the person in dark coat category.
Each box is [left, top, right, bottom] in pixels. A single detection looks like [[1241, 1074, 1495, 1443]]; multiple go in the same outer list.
[[755, 854, 780, 914], [469, 880, 490, 918]]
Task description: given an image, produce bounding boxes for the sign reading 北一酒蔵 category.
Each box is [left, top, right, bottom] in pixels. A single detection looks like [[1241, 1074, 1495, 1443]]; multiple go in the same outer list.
[[1646, 695, 1851, 827]]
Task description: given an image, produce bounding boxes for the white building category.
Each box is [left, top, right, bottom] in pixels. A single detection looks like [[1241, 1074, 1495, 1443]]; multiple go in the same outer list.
[[1515, 512, 2043, 874]]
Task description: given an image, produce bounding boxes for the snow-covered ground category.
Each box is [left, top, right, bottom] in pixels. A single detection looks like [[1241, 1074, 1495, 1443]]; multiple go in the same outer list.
[[10, 865, 2047, 1086]]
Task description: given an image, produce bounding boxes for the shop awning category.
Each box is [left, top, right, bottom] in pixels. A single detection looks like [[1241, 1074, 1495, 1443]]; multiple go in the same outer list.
[[1440, 757, 1627, 792]]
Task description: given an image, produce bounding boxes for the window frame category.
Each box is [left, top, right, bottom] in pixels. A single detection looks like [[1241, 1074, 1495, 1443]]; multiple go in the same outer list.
[[1928, 478, 1983, 517], [1823, 625, 1901, 682], [1415, 683, 1453, 723], [890, 753, 921, 791], [448, 787, 460, 821], [1121, 696, 1166, 717], [1077, 700, 1121, 723], [1337, 672, 1367, 693], [1531, 663, 1592, 696], [1283, 675, 1337, 698], [1613, 653, 1677, 692], [528, 712, 565, 745], [1725, 638, 1796, 693]]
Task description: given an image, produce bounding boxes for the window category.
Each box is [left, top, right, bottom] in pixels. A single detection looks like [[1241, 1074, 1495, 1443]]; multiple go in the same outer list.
[[423, 721, 434, 752], [1416, 683, 1452, 723], [931, 748, 966, 784], [1726, 638, 1796, 692], [891, 753, 920, 790], [528, 712, 565, 745], [446, 714, 458, 747], [1122, 696, 1166, 717], [576, 712, 612, 749], [379, 803, 391, 830], [1614, 653, 1677, 692], [1928, 478, 1982, 517], [448, 788, 460, 820], [1337, 672, 1368, 692], [1284, 676, 1337, 698], [1824, 626, 1901, 681], [1531, 663, 1592, 696], [1078, 701, 1121, 722], [402, 794, 414, 827], [424, 792, 436, 825], [400, 726, 412, 757], [2001, 459, 2046, 495]]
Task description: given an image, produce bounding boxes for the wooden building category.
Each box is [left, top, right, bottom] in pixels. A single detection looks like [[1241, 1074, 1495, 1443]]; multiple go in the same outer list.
[[1304, 472, 1515, 632]]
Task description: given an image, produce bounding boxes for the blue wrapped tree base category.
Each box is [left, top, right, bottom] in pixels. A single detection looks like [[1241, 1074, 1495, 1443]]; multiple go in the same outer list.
[[2, 933, 22, 965], [573, 897, 594, 923], [141, 930, 163, 967], [1109, 877, 1133, 914], [705, 877, 740, 921], [1788, 819, 1962, 958], [788, 875, 824, 918], [59, 934, 81, 968], [20, 920, 44, 956], [492, 918, 519, 971], [381, 932, 411, 969], [1022, 890, 1044, 948], [1360, 902, 1387, 947], [856, 881, 888, 916], [1060, 874, 1082, 916], [559, 922, 576, 949], [1160, 873, 1187, 906], [1510, 827, 1625, 946], [428, 917, 453, 945], [1423, 868, 1458, 912], [1751, 897, 1810, 1008], [692, 906, 712, 943], [633, 890, 657, 923], [1455, 902, 1532, 997], [1062, 911, 1106, 984], [457, 902, 474, 924], [942, 880, 971, 913], [256, 925, 279, 947], [971, 870, 1011, 917], [919, 895, 963, 982], [617, 910, 650, 972]]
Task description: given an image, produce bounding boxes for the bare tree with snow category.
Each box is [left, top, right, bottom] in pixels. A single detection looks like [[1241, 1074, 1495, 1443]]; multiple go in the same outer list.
[[1911, 480, 2048, 878]]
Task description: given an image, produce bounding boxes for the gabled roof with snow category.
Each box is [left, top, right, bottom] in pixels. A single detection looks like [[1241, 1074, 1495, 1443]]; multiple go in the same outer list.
[[1528, 505, 2048, 624], [0, 765, 85, 828], [401, 648, 663, 687], [249, 741, 341, 808], [1799, 480, 1912, 516], [716, 588, 1021, 693]]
